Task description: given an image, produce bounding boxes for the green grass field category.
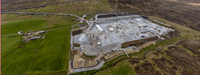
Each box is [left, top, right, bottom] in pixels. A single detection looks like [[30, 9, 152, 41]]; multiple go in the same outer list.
[[1, 14, 78, 28], [1, 39, 42, 74], [96, 60, 136, 75], [17, 0, 114, 16], [1, 19, 47, 35], [1, 19, 47, 57], [2, 27, 72, 75], [1, 18, 73, 74], [27, 28, 71, 74], [1, 36, 22, 56]]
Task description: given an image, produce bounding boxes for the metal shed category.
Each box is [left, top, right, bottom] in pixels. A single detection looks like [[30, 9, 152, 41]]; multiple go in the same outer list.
[[30, 36, 42, 40], [38, 31, 45, 34]]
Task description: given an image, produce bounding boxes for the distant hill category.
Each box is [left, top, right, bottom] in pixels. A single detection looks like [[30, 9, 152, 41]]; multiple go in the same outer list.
[[1, 0, 57, 10], [1, 0, 84, 11], [108, 0, 200, 31]]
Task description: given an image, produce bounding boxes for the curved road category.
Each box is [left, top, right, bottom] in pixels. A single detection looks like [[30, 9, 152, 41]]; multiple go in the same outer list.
[[90, 38, 186, 75]]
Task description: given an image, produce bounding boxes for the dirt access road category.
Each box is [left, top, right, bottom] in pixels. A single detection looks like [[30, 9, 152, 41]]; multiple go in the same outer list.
[[108, 0, 200, 31]]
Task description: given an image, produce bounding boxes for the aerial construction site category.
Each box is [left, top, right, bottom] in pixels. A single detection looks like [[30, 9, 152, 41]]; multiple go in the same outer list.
[[69, 13, 177, 73]]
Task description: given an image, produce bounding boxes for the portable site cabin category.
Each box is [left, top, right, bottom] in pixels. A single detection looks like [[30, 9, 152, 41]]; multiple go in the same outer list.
[[18, 31, 23, 34], [38, 31, 45, 34], [96, 25, 103, 32]]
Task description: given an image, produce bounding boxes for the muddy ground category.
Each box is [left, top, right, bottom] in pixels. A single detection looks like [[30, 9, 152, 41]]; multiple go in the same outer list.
[[130, 40, 200, 75], [122, 30, 179, 48], [108, 0, 200, 31], [70, 50, 80, 61], [121, 36, 158, 48], [73, 43, 80, 47], [72, 29, 83, 36]]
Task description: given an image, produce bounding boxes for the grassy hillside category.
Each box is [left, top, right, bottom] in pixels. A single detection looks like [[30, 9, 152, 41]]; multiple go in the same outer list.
[[96, 60, 136, 75], [1, 0, 62, 10], [2, 39, 42, 74], [27, 28, 71, 74], [107, 0, 200, 31], [1, 14, 78, 28], [1, 19, 46, 57], [2, 27, 72, 74], [1, 36, 22, 56], [1, 16, 73, 74], [1, 19, 47, 35], [17, 0, 114, 15]]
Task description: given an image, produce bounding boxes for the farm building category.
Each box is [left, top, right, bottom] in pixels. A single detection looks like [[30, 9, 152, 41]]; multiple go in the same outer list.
[[30, 36, 42, 40]]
